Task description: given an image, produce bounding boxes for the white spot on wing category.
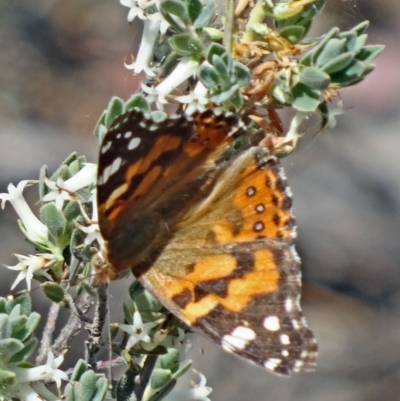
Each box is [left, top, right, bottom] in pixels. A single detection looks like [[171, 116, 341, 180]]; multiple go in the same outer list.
[[290, 245, 301, 262], [109, 157, 122, 176], [124, 131, 132, 139], [101, 141, 112, 154], [128, 137, 141, 150], [280, 334, 290, 345], [264, 358, 281, 371], [221, 326, 256, 351], [263, 316, 280, 331], [300, 350, 309, 358], [285, 298, 294, 312], [231, 326, 256, 340], [101, 165, 111, 184], [285, 186, 293, 198], [292, 319, 301, 330], [281, 349, 289, 357], [293, 360, 304, 371], [116, 133, 121, 139]]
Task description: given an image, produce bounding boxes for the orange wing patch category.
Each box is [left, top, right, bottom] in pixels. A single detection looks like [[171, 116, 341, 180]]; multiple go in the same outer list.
[[142, 248, 279, 325]]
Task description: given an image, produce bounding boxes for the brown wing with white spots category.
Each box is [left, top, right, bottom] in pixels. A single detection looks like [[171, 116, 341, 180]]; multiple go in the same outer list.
[[138, 147, 317, 374], [97, 109, 242, 273]]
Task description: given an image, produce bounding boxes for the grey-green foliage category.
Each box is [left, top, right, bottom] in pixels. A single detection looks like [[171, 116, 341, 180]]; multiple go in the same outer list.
[[290, 21, 384, 112], [64, 360, 108, 401], [0, 294, 40, 387], [198, 43, 251, 110]]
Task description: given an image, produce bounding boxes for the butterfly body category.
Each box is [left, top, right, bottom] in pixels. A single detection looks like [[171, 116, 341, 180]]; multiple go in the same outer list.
[[96, 109, 317, 375]]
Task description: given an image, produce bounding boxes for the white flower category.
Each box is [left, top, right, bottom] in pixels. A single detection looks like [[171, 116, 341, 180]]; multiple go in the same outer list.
[[176, 82, 209, 115], [141, 83, 169, 111], [76, 221, 102, 246], [42, 164, 97, 210], [285, 110, 308, 149], [120, 0, 153, 22], [164, 370, 212, 401], [9, 350, 68, 400], [5, 253, 56, 291], [156, 57, 199, 95], [119, 310, 160, 350], [0, 180, 49, 244], [125, 19, 161, 77]]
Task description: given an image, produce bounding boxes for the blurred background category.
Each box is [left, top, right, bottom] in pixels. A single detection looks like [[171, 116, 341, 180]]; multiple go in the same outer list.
[[1, 1, 399, 400]]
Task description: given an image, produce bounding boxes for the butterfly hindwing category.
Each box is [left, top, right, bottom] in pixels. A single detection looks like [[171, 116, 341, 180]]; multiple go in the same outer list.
[[137, 147, 317, 374]]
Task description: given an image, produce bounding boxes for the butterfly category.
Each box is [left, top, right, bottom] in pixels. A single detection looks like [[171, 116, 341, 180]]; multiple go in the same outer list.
[[96, 109, 317, 375]]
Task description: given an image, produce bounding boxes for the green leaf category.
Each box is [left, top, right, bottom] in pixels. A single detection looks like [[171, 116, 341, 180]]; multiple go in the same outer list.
[[49, 152, 78, 182], [300, 66, 330, 89], [10, 315, 27, 338], [330, 59, 365, 85], [6, 293, 31, 316], [279, 25, 306, 43], [105, 97, 124, 128], [70, 228, 92, 265], [193, 0, 216, 28], [146, 379, 176, 401], [116, 368, 138, 401], [8, 305, 21, 321], [22, 312, 40, 340], [202, 27, 223, 41], [186, 0, 202, 23], [350, 20, 370, 36], [292, 82, 321, 112], [80, 371, 98, 401], [0, 299, 6, 314], [169, 33, 204, 57], [71, 359, 89, 382], [321, 52, 354, 75], [43, 282, 65, 303], [124, 94, 150, 114], [160, 0, 191, 27], [209, 84, 240, 103], [198, 63, 220, 88], [0, 315, 11, 339], [316, 38, 346, 68], [150, 111, 168, 123], [8, 337, 38, 365], [205, 42, 226, 64], [40, 203, 67, 238], [0, 339, 24, 363], [232, 62, 251, 86], [211, 55, 229, 83], [93, 111, 107, 143], [63, 201, 81, 222], [356, 44, 384, 63], [158, 349, 180, 373], [0, 369, 16, 386], [229, 89, 244, 110], [160, 51, 181, 78], [149, 368, 172, 390], [93, 377, 108, 401], [301, 27, 339, 66]]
